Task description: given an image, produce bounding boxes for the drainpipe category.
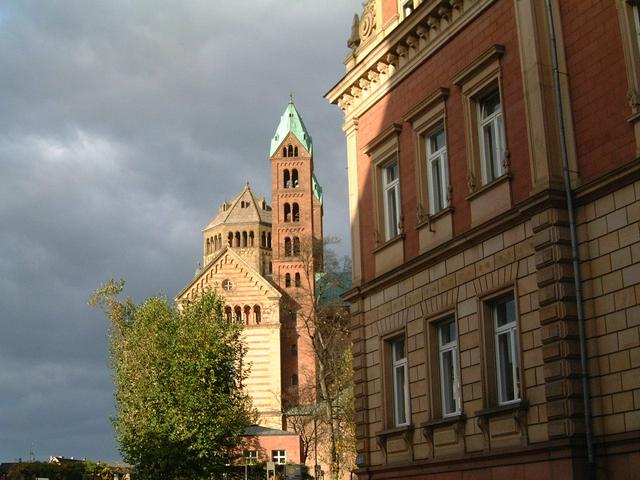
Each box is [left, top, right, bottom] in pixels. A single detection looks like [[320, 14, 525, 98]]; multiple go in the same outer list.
[[544, 0, 595, 468]]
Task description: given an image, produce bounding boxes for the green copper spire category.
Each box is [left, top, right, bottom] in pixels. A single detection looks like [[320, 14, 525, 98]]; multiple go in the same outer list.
[[270, 97, 313, 157]]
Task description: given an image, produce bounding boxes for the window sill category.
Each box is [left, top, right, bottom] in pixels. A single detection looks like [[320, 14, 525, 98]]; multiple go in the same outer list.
[[373, 233, 405, 254], [475, 400, 529, 438], [416, 206, 454, 230], [465, 173, 511, 202], [376, 425, 414, 461], [628, 111, 640, 125], [421, 413, 466, 446]]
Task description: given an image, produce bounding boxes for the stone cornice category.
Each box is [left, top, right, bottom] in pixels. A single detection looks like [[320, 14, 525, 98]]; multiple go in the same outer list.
[[326, 0, 496, 120]]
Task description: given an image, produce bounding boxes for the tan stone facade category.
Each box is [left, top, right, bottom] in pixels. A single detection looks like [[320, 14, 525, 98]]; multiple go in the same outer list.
[[327, 0, 640, 478], [177, 102, 325, 470]]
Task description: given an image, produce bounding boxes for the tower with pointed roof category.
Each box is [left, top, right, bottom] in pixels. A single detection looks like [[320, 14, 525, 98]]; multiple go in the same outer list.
[[270, 98, 324, 406], [177, 99, 324, 434]]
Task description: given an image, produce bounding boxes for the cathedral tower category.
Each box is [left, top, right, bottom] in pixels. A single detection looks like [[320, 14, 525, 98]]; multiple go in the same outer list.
[[270, 99, 324, 405]]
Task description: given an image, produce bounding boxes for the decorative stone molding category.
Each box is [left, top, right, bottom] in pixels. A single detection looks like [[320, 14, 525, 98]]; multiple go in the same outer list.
[[329, 0, 496, 116]]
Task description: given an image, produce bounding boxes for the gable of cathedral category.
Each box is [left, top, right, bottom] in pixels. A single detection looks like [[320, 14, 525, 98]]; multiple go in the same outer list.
[[204, 183, 272, 231]]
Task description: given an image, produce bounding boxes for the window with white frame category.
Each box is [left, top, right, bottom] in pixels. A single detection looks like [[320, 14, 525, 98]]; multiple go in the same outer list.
[[492, 295, 520, 405], [391, 337, 409, 426], [243, 450, 258, 465], [438, 318, 461, 416], [426, 126, 449, 214], [399, 0, 414, 18], [634, 3, 640, 51], [478, 89, 506, 184], [272, 450, 287, 465], [382, 161, 401, 241]]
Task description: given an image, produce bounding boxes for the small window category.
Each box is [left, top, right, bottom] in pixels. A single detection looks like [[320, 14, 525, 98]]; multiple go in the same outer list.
[[491, 295, 520, 405], [382, 161, 401, 241], [426, 126, 449, 214], [399, 0, 414, 18], [292, 203, 300, 222], [285, 273, 291, 288], [224, 306, 232, 322], [390, 337, 409, 426], [284, 237, 292, 256], [478, 89, 506, 184], [272, 450, 286, 465], [437, 318, 461, 416], [284, 169, 291, 188], [292, 374, 298, 386], [234, 306, 242, 323], [222, 279, 234, 291], [294, 272, 301, 288], [292, 169, 299, 188], [287, 145, 293, 157], [244, 450, 258, 465], [291, 343, 298, 356], [284, 203, 291, 222], [292, 237, 300, 256], [254, 305, 261, 324]]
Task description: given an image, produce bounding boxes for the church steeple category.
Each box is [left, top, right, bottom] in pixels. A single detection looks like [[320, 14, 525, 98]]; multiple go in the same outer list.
[[269, 98, 313, 157]]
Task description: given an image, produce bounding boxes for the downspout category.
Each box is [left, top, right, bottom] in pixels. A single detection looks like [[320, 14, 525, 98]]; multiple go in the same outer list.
[[544, 0, 595, 467]]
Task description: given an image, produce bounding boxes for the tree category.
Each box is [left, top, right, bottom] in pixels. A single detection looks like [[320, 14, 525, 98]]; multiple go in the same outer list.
[[283, 239, 356, 480], [90, 280, 255, 480]]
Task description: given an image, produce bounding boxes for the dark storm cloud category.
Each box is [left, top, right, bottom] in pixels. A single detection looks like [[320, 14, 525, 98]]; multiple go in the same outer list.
[[0, 0, 359, 461]]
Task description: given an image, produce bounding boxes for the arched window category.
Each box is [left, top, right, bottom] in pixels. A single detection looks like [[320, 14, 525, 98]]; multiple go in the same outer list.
[[242, 231, 247, 247], [292, 203, 300, 222], [283, 169, 290, 189], [244, 305, 251, 324], [293, 237, 300, 256], [235, 231, 241, 247], [292, 374, 298, 386], [267, 232, 272, 248], [292, 169, 299, 188], [261, 231, 266, 248], [268, 261, 272, 274], [295, 272, 301, 287], [249, 231, 254, 247], [284, 203, 291, 222], [284, 237, 292, 256], [287, 144, 293, 157], [291, 343, 298, 356], [206, 238, 210, 254], [227, 232, 233, 246], [283, 146, 287, 157], [225, 306, 232, 322], [234, 306, 242, 323], [294, 146, 298, 157], [285, 273, 291, 288], [254, 305, 261, 324]]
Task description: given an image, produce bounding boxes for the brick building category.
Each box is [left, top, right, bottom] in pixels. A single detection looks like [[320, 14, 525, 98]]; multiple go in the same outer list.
[[177, 100, 323, 467], [326, 0, 640, 478]]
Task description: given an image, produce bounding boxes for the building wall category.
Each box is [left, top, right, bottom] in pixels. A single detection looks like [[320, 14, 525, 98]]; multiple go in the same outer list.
[[327, 0, 640, 478]]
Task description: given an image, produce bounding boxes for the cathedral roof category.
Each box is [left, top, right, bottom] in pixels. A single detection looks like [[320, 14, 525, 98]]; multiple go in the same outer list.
[[204, 182, 271, 230], [269, 98, 313, 157]]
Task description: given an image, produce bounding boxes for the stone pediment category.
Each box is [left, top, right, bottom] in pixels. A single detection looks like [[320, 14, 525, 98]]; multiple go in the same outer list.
[[204, 183, 272, 231], [177, 246, 281, 303]]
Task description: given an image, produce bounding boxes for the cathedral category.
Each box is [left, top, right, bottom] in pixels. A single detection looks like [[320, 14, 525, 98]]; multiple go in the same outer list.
[[176, 99, 323, 433]]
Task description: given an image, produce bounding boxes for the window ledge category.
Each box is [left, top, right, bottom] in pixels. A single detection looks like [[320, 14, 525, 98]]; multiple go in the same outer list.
[[465, 173, 511, 202], [376, 425, 415, 461], [376, 424, 413, 439], [373, 233, 405, 254], [628, 111, 640, 125], [475, 400, 528, 419], [421, 413, 466, 445], [416, 206, 454, 230]]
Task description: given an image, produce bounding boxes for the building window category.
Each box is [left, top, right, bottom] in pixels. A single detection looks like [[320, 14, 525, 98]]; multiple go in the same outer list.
[[234, 306, 242, 323], [292, 236, 300, 256], [382, 161, 401, 241], [272, 450, 287, 465], [478, 89, 506, 184], [292, 203, 300, 222], [224, 306, 232, 322], [244, 450, 258, 465], [390, 337, 409, 426], [291, 169, 299, 187], [399, 0, 414, 18], [291, 343, 298, 356], [284, 237, 292, 256], [635, 3, 640, 51], [285, 273, 291, 288], [284, 169, 291, 188], [222, 279, 234, 291], [426, 126, 449, 214], [254, 305, 261, 324], [284, 203, 291, 222], [294, 272, 301, 287], [491, 295, 520, 405], [437, 318, 461, 416], [292, 374, 298, 386]]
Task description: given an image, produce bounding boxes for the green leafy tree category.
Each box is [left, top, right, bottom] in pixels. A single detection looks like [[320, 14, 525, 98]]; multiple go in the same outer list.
[[90, 280, 255, 480]]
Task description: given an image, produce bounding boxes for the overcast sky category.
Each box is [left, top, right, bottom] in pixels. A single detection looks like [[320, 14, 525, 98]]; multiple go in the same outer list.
[[0, 0, 359, 462]]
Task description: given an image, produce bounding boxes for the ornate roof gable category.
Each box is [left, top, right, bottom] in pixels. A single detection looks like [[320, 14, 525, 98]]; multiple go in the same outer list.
[[204, 182, 272, 230], [177, 245, 281, 301]]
